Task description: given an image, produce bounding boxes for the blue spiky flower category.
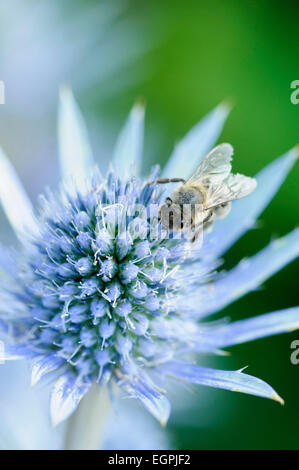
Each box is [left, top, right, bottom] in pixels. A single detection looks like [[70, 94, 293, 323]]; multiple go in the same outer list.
[[1, 88, 299, 426]]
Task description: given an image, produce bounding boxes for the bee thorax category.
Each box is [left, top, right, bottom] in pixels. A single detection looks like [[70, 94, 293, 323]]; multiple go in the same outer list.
[[174, 186, 204, 205]]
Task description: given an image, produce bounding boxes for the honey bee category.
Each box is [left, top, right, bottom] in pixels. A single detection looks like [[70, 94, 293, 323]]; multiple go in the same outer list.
[[149, 143, 257, 243]]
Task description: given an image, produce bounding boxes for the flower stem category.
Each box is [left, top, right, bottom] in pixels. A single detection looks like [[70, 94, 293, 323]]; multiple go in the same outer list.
[[64, 385, 111, 450]]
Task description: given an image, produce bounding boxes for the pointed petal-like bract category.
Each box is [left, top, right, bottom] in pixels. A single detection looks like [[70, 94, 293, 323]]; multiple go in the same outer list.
[[201, 147, 298, 259], [124, 375, 171, 426], [0, 348, 23, 362], [196, 229, 299, 317], [164, 361, 283, 404], [58, 87, 94, 192], [31, 354, 64, 387], [113, 103, 144, 179], [0, 148, 39, 239], [162, 103, 230, 180], [50, 374, 92, 426], [0, 243, 18, 277], [203, 306, 299, 348], [0, 344, 34, 362]]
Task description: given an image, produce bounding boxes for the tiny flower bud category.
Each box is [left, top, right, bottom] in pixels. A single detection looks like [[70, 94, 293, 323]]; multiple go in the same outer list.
[[119, 261, 139, 284], [75, 257, 94, 275], [74, 211, 90, 230], [114, 300, 132, 318], [99, 258, 118, 282], [128, 281, 148, 299]]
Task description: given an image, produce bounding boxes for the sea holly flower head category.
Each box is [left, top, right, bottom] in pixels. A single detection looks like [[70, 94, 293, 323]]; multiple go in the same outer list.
[[0, 88, 299, 427]]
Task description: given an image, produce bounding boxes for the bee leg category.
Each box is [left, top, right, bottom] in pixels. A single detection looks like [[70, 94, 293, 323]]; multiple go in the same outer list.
[[203, 211, 213, 224], [147, 178, 186, 186], [202, 211, 215, 234], [189, 217, 202, 244], [190, 227, 203, 244]]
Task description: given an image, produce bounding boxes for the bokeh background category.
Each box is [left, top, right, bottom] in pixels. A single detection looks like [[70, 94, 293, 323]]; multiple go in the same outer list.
[[0, 0, 298, 449]]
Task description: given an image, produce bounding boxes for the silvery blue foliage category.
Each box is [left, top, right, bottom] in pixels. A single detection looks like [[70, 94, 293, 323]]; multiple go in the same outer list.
[[0, 89, 298, 427]]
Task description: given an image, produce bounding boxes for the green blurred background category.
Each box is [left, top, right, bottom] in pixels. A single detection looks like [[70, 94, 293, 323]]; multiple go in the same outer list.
[[0, 0, 298, 449]]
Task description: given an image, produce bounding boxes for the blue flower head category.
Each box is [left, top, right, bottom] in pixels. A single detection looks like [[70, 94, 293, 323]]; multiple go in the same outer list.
[[0, 88, 299, 426]]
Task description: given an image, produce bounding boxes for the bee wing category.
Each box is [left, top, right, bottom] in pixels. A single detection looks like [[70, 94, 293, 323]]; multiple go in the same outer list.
[[205, 173, 257, 209], [187, 143, 233, 185]]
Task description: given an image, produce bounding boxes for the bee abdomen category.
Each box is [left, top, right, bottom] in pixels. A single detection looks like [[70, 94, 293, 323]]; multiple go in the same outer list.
[[214, 202, 231, 219]]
